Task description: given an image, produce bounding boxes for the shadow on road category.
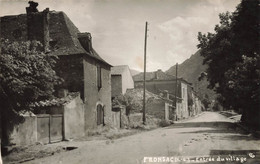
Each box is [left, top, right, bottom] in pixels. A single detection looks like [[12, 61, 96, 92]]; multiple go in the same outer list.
[[167, 122, 237, 129], [166, 121, 260, 141], [218, 135, 259, 141]]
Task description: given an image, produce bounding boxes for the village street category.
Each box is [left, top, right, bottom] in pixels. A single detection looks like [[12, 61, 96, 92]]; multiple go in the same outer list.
[[25, 112, 260, 164]]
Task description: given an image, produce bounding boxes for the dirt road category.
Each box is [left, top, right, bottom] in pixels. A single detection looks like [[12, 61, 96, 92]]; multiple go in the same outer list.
[[26, 112, 260, 164]]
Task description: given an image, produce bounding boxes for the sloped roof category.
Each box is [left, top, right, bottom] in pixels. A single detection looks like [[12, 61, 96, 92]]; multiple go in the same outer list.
[[133, 69, 176, 81], [0, 10, 111, 66], [30, 92, 80, 107], [133, 69, 192, 85], [49, 12, 110, 65], [111, 65, 129, 75]]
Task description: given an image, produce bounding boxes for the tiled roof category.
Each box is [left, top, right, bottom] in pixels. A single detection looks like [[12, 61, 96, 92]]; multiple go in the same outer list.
[[133, 70, 192, 85], [30, 92, 80, 107], [111, 65, 129, 75], [49, 11, 111, 66], [0, 10, 111, 66]]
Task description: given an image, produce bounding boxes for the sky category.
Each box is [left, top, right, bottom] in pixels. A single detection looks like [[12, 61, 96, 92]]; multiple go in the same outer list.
[[0, 0, 240, 72]]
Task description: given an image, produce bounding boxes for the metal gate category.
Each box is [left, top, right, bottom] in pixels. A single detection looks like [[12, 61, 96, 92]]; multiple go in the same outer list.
[[37, 114, 63, 144]]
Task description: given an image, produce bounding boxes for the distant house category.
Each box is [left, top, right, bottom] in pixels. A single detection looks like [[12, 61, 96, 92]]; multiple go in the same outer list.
[[0, 2, 112, 136], [124, 88, 174, 121], [111, 65, 134, 98], [133, 69, 192, 119]]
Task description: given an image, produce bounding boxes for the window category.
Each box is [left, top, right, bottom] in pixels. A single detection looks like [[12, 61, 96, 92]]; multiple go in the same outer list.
[[97, 65, 102, 90], [97, 104, 104, 125]]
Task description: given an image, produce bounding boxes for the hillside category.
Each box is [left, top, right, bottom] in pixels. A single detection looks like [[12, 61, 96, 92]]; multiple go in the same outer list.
[[165, 50, 216, 100], [130, 69, 141, 76]]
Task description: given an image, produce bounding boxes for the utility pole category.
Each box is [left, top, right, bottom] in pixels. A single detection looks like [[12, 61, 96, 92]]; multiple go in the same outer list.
[[143, 21, 148, 125], [174, 63, 178, 121]]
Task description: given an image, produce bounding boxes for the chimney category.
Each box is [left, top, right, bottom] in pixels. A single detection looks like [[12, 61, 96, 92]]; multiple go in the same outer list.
[[78, 32, 93, 53], [26, 1, 50, 52], [26, 1, 39, 14]]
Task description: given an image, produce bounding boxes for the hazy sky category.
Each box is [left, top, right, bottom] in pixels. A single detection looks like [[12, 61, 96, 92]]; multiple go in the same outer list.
[[0, 0, 240, 71]]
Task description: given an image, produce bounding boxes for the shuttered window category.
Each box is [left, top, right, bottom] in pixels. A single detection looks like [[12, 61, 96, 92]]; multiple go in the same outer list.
[[97, 65, 102, 90]]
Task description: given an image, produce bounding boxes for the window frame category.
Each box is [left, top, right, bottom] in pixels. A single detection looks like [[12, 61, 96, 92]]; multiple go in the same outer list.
[[97, 65, 102, 90]]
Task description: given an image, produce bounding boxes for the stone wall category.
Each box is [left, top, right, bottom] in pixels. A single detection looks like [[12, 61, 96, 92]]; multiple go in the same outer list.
[[64, 95, 85, 140], [146, 99, 166, 120], [8, 113, 37, 146], [53, 54, 112, 133], [83, 56, 112, 132], [55, 55, 84, 99]]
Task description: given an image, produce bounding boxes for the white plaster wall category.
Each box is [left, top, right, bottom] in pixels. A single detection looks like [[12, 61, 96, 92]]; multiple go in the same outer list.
[[121, 67, 134, 95]]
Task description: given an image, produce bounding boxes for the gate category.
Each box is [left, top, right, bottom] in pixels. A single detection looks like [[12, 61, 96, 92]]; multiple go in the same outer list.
[[37, 114, 63, 144]]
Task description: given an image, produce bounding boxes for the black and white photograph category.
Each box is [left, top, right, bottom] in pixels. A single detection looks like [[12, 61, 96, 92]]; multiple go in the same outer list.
[[0, 0, 259, 163]]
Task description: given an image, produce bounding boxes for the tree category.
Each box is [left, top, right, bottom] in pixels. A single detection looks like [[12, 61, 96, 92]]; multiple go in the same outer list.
[[0, 39, 61, 146], [197, 0, 259, 127]]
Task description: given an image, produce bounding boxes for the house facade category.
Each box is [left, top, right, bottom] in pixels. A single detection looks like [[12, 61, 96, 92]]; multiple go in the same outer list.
[[0, 3, 112, 135], [133, 69, 192, 119], [111, 65, 134, 98]]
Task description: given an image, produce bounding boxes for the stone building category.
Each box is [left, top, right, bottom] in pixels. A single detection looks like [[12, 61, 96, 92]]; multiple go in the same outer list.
[[0, 2, 112, 134], [133, 69, 192, 119], [111, 65, 134, 98]]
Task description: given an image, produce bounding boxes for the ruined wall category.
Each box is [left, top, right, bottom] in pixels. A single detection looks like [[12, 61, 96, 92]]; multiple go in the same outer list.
[[64, 95, 85, 139], [111, 75, 122, 97], [146, 99, 166, 120], [83, 56, 112, 132]]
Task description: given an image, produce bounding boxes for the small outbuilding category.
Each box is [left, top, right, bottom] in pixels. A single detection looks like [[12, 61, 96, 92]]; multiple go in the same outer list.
[[111, 65, 134, 98]]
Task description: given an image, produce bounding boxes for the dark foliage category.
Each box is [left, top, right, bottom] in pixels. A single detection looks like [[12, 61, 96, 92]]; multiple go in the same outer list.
[[0, 39, 62, 145], [197, 0, 260, 127]]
